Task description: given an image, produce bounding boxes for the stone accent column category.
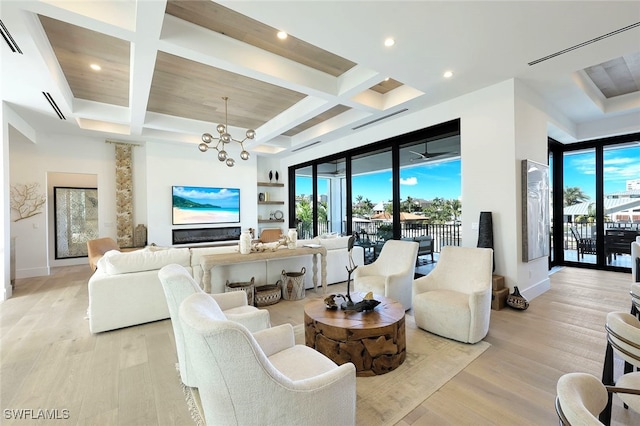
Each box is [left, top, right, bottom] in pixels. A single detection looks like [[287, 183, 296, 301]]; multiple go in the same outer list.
[[114, 143, 133, 248]]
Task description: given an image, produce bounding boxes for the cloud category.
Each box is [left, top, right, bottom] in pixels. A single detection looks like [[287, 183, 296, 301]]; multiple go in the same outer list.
[[569, 151, 640, 180], [399, 177, 418, 185]]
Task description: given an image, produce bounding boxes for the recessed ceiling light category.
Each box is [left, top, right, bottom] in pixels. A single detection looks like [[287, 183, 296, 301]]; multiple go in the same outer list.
[[443, 70, 453, 78], [90, 63, 101, 71], [384, 38, 395, 47], [277, 31, 288, 40], [384, 77, 390, 81]]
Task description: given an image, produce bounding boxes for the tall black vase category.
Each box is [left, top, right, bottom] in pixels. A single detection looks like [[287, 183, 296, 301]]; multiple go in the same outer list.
[[477, 211, 495, 271]]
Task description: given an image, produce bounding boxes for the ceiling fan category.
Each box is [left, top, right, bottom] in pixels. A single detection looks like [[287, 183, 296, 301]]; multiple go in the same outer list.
[[409, 143, 453, 162], [329, 163, 346, 176]]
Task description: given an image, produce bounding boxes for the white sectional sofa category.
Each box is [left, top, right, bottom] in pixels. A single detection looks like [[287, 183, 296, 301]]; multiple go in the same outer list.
[[87, 236, 363, 333]]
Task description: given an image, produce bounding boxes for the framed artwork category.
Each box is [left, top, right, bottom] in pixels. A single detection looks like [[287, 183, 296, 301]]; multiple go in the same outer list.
[[521, 160, 550, 262], [172, 186, 240, 225], [54, 187, 99, 259]]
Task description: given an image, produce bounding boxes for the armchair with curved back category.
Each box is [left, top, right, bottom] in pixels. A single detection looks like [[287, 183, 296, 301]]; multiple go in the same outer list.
[[631, 240, 640, 318], [412, 246, 493, 344], [158, 264, 270, 388], [179, 292, 356, 425], [556, 372, 640, 425], [353, 239, 419, 310], [600, 311, 640, 424]]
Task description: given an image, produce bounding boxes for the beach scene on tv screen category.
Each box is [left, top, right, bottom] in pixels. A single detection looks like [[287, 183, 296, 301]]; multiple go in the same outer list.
[[173, 186, 240, 225]]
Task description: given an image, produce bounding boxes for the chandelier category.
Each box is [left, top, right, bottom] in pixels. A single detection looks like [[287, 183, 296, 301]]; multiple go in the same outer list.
[[198, 97, 256, 167]]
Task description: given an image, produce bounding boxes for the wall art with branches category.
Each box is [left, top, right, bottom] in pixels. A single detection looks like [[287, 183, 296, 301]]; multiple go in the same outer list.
[[10, 182, 46, 222]]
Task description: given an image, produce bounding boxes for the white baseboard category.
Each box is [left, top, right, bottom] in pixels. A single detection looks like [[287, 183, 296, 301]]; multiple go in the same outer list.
[[521, 277, 550, 301], [16, 267, 50, 279], [2, 285, 12, 301]]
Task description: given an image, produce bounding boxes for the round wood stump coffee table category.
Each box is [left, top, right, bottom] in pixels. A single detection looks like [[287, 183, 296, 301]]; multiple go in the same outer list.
[[304, 293, 406, 377]]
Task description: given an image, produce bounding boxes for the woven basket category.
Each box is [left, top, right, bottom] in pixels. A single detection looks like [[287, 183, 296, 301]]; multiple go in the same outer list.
[[281, 267, 306, 300], [255, 280, 282, 307], [225, 277, 255, 306]]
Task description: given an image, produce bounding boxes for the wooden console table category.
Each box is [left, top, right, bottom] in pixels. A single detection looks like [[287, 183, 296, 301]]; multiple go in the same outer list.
[[199, 246, 327, 294], [304, 293, 406, 376]]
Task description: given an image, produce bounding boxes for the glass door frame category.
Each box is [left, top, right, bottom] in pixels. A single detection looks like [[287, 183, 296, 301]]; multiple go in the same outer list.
[[549, 132, 639, 272]]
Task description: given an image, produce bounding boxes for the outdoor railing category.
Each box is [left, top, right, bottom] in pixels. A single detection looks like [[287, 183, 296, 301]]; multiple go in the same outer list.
[[563, 221, 640, 250], [296, 220, 461, 253]]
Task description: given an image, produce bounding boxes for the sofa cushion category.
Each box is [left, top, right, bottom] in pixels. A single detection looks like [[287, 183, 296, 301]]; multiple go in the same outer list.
[[100, 247, 191, 275], [318, 236, 350, 251]]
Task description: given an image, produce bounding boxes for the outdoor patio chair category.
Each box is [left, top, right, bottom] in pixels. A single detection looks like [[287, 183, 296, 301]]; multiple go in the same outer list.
[[570, 226, 596, 259]]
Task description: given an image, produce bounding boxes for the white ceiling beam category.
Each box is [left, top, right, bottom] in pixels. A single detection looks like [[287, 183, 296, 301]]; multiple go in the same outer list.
[[128, 0, 166, 135]]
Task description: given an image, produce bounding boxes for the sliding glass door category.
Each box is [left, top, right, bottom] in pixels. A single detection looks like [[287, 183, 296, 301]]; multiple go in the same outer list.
[[351, 148, 393, 243], [551, 133, 639, 272], [563, 149, 597, 265], [603, 143, 640, 267]]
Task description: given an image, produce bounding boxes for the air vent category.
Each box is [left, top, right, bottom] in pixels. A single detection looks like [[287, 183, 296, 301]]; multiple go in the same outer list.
[[291, 140, 321, 152], [528, 22, 640, 66], [42, 92, 66, 120], [352, 108, 408, 130], [0, 19, 22, 54]]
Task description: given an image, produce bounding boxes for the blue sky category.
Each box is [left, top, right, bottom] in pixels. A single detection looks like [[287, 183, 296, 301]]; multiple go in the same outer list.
[[562, 145, 640, 200]]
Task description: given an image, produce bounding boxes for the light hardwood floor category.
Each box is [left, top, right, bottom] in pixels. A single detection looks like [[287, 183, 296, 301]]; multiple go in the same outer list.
[[1, 266, 639, 425]]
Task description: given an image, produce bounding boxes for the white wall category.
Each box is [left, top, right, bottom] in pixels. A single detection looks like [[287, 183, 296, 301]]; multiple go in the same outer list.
[[145, 141, 258, 246], [513, 81, 553, 298], [1, 102, 10, 299], [9, 133, 118, 277]]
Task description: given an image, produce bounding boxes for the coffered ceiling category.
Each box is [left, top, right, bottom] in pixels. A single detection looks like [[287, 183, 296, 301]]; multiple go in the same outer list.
[[2, 1, 640, 157]]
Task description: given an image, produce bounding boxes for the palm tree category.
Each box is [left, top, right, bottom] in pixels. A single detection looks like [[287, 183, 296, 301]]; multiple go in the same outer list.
[[449, 199, 462, 222], [563, 186, 589, 206], [423, 197, 451, 223], [295, 197, 313, 238]]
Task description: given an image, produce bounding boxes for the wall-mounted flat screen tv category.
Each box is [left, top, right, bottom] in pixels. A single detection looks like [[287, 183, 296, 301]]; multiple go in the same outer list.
[[172, 186, 240, 225]]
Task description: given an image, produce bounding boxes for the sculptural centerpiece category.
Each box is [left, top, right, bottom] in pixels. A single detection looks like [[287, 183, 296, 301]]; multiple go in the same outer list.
[[340, 235, 358, 310], [324, 234, 381, 312]]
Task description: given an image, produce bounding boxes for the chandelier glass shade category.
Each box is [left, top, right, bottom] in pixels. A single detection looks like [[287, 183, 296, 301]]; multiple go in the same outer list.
[[198, 97, 255, 167]]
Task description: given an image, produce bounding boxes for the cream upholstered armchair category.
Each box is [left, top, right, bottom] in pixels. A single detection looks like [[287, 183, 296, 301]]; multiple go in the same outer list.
[[600, 311, 640, 424], [158, 264, 270, 388], [412, 246, 493, 344], [353, 239, 419, 310], [555, 372, 640, 425], [179, 292, 356, 425]]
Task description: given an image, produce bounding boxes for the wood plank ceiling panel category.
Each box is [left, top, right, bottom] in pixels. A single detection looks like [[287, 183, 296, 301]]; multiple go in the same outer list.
[[165, 0, 356, 77], [38, 15, 130, 107], [283, 105, 351, 136], [148, 52, 306, 129], [370, 78, 403, 95]]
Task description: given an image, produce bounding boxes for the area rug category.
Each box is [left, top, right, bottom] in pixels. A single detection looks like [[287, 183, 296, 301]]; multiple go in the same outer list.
[[294, 315, 490, 426], [181, 315, 489, 426], [351, 316, 489, 425]]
